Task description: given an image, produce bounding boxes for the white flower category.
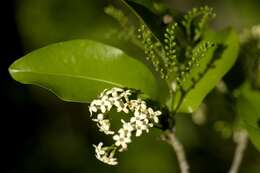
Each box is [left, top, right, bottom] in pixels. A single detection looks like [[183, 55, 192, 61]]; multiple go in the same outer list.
[[121, 119, 134, 136], [97, 120, 114, 135], [93, 142, 106, 157], [108, 96, 120, 104], [133, 119, 149, 137], [106, 87, 124, 97], [128, 99, 140, 110], [113, 128, 131, 151], [147, 108, 162, 123], [130, 110, 147, 123], [93, 143, 118, 165], [90, 87, 164, 166], [116, 102, 129, 114], [96, 154, 118, 165], [92, 113, 104, 122], [92, 96, 112, 113], [120, 90, 132, 102], [89, 102, 98, 116]]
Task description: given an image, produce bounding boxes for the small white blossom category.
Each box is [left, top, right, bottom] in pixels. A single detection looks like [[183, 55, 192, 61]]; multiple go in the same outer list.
[[131, 99, 146, 110], [106, 87, 124, 97], [90, 96, 112, 113], [121, 119, 134, 136], [93, 142, 106, 157], [147, 108, 162, 123], [113, 128, 131, 151], [133, 119, 149, 137], [90, 87, 164, 166], [89, 102, 98, 116], [93, 143, 118, 165], [92, 113, 104, 122], [153, 111, 162, 123], [96, 154, 118, 165], [98, 96, 113, 113], [97, 120, 114, 135], [115, 102, 129, 114], [128, 99, 140, 110], [120, 90, 132, 102], [130, 110, 147, 123], [108, 96, 120, 105]]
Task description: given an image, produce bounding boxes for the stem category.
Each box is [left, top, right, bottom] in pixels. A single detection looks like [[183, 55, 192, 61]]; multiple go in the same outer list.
[[228, 130, 248, 173], [161, 130, 190, 173]]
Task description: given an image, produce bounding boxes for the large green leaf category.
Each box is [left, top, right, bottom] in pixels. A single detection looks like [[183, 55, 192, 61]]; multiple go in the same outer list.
[[177, 29, 239, 113], [236, 82, 260, 150], [9, 40, 160, 103]]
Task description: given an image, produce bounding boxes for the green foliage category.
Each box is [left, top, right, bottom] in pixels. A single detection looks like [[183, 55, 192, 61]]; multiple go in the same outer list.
[[9, 0, 260, 171], [10, 0, 241, 134], [240, 25, 260, 89], [163, 23, 178, 74], [104, 5, 137, 46], [236, 82, 260, 150], [177, 29, 239, 113], [126, 0, 167, 14], [16, 0, 118, 49], [137, 25, 166, 77], [9, 40, 161, 102], [181, 6, 216, 43]]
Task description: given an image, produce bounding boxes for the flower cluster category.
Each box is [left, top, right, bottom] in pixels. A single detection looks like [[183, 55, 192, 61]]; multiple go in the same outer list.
[[89, 87, 162, 165], [93, 142, 118, 165]]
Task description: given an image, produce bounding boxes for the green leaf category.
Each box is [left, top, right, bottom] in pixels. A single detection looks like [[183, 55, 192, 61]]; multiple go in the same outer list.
[[236, 82, 260, 150], [115, 0, 163, 44], [9, 40, 160, 103], [126, 0, 167, 14], [177, 28, 239, 113], [125, 0, 166, 39]]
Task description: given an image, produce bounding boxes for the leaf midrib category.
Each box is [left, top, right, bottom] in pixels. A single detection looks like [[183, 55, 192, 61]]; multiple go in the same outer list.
[[9, 69, 124, 87]]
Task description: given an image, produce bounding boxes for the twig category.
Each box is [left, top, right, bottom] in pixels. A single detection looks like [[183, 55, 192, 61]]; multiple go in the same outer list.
[[228, 130, 248, 173], [161, 130, 190, 173]]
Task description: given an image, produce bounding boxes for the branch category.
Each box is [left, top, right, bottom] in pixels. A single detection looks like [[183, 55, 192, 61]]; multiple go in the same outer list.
[[228, 130, 248, 173], [161, 130, 190, 173]]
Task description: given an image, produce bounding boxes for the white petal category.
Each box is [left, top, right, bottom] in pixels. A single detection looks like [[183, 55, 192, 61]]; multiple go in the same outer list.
[[97, 114, 104, 120], [153, 116, 159, 123], [113, 135, 119, 141], [130, 117, 136, 123], [155, 111, 162, 116], [125, 137, 131, 143], [136, 130, 142, 137], [94, 100, 102, 106], [115, 141, 121, 146], [101, 106, 106, 113], [134, 110, 140, 117], [122, 143, 127, 149]]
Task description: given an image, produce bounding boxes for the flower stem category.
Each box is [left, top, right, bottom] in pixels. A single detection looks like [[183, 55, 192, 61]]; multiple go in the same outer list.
[[162, 129, 190, 173], [228, 130, 248, 173]]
